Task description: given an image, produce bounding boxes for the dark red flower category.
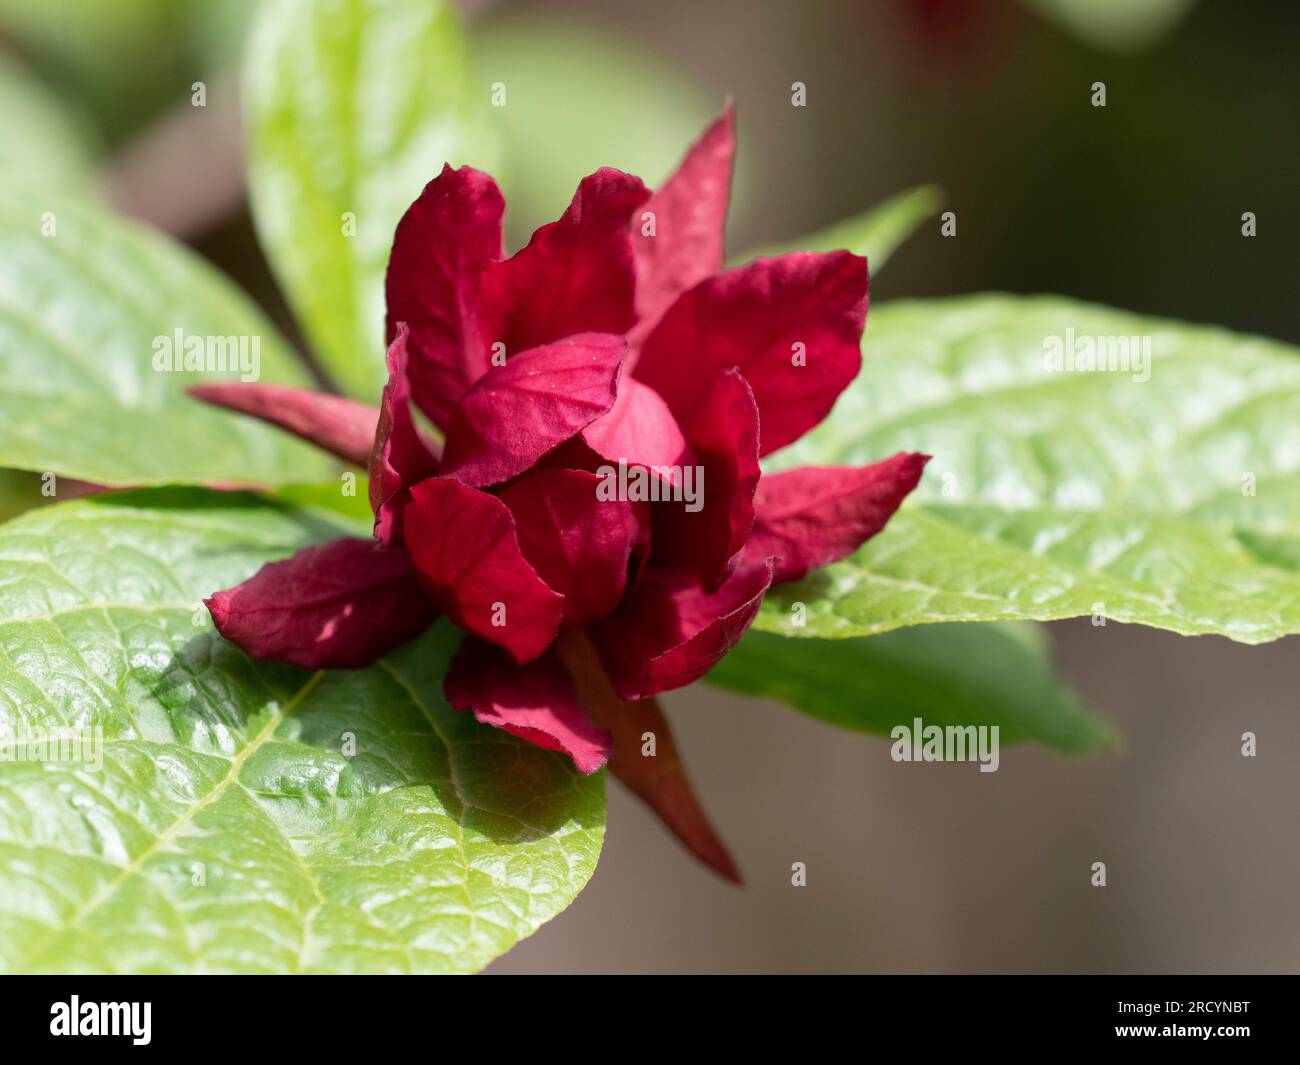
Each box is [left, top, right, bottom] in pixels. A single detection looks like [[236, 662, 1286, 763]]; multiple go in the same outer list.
[[192, 108, 927, 880]]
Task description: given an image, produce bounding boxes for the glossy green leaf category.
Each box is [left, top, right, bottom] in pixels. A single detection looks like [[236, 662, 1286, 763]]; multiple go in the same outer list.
[[245, 0, 485, 400], [764, 295, 1300, 644], [0, 489, 604, 974], [0, 193, 335, 487], [736, 184, 942, 274], [708, 622, 1114, 753]]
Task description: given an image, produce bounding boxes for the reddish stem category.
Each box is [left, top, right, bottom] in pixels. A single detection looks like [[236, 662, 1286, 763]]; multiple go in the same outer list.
[[188, 383, 379, 467]]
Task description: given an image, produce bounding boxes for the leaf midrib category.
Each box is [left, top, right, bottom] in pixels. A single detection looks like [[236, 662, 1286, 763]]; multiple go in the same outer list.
[[17, 669, 326, 973]]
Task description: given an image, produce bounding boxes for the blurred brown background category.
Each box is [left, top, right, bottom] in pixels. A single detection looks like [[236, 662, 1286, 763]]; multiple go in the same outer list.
[[5, 0, 1297, 971], [493, 620, 1300, 973]]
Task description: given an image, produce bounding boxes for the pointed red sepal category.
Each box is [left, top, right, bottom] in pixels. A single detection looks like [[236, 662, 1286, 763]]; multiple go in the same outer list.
[[631, 102, 736, 347], [750, 452, 931, 583], [554, 628, 741, 884]]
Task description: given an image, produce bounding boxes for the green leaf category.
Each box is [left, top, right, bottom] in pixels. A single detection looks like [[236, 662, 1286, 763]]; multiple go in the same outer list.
[[0, 57, 97, 190], [764, 295, 1300, 644], [0, 193, 335, 487], [1022, 0, 1197, 54], [471, 13, 714, 247], [736, 184, 943, 275], [708, 623, 1114, 753], [0, 488, 604, 974], [245, 0, 484, 401], [271, 480, 376, 532]]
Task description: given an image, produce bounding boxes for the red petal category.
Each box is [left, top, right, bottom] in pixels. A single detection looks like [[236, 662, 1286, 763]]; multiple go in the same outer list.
[[554, 629, 740, 882], [591, 559, 776, 700], [187, 383, 376, 467], [581, 376, 694, 484], [206, 539, 437, 669], [477, 168, 649, 358], [368, 325, 440, 545], [634, 251, 868, 455], [500, 468, 650, 627], [445, 638, 612, 775], [751, 453, 930, 583], [438, 333, 626, 488], [402, 477, 563, 664], [385, 164, 505, 429], [651, 368, 760, 586], [631, 104, 735, 347]]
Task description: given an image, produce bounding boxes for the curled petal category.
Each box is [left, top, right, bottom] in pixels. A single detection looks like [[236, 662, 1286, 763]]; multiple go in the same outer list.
[[634, 251, 868, 455], [385, 164, 505, 429], [206, 538, 437, 669], [500, 468, 650, 627], [651, 368, 760, 586], [477, 168, 649, 358], [438, 333, 627, 488], [187, 383, 377, 467], [403, 477, 563, 664], [445, 638, 612, 775], [368, 325, 440, 545], [591, 559, 776, 701], [581, 375, 694, 486], [631, 103, 735, 348], [751, 453, 930, 583], [554, 629, 740, 882]]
